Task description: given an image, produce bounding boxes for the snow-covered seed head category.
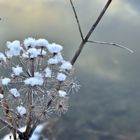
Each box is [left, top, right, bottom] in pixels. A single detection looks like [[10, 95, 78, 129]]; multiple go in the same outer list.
[[0, 38, 80, 127]]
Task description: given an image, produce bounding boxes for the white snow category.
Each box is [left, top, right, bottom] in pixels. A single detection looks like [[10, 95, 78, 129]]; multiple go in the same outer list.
[[35, 39, 49, 48], [0, 52, 6, 62], [56, 73, 66, 81], [24, 37, 36, 49], [5, 51, 13, 58], [12, 66, 23, 76], [58, 90, 67, 97], [60, 61, 72, 70], [6, 40, 22, 56], [2, 78, 11, 85], [27, 48, 40, 58], [47, 43, 63, 54], [22, 52, 28, 58], [54, 53, 63, 62], [44, 67, 52, 78], [0, 93, 4, 99], [24, 72, 44, 86], [48, 58, 59, 65], [48, 53, 63, 65], [17, 105, 26, 116], [10, 88, 20, 98], [2, 123, 48, 140], [37, 49, 47, 56]]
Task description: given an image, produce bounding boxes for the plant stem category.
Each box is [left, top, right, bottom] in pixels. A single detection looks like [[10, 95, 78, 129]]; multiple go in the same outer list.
[[71, 0, 112, 65]]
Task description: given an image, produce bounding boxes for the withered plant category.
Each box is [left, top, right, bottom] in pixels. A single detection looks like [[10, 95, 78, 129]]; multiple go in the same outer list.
[[0, 0, 133, 139]]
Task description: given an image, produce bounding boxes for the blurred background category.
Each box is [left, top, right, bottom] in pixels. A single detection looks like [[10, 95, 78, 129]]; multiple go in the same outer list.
[[0, 0, 140, 139]]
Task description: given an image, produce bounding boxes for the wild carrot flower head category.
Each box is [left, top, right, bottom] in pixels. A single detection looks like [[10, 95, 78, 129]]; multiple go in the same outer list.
[[0, 38, 80, 127]]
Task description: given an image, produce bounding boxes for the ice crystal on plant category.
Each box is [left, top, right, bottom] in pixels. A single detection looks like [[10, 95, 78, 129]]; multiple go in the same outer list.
[[56, 73, 67, 81], [0, 93, 4, 99], [6, 40, 22, 56], [35, 38, 49, 48], [12, 65, 23, 76], [17, 105, 26, 116], [47, 43, 63, 54], [58, 90, 67, 97], [10, 88, 20, 98], [23, 37, 36, 49], [2, 78, 11, 85], [60, 61, 72, 71], [0, 52, 6, 62]]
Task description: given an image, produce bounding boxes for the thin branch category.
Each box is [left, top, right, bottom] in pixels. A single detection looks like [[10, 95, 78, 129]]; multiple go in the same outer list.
[[71, 0, 112, 65], [88, 40, 134, 53], [70, 0, 84, 41], [0, 118, 22, 135], [0, 125, 8, 131], [25, 88, 33, 137]]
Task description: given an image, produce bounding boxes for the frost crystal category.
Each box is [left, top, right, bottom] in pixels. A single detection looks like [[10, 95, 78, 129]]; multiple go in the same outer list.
[[12, 66, 23, 76], [0, 53, 6, 62], [47, 43, 63, 54], [44, 67, 52, 78], [57, 73, 67, 81], [48, 58, 59, 65], [54, 53, 63, 63], [2, 78, 11, 85], [0, 93, 4, 99], [60, 61, 72, 70], [10, 88, 20, 97], [17, 106, 26, 116], [6, 40, 22, 56], [37, 49, 47, 56], [24, 37, 36, 49], [58, 90, 67, 97], [35, 38, 49, 48], [27, 48, 40, 58], [24, 72, 44, 86]]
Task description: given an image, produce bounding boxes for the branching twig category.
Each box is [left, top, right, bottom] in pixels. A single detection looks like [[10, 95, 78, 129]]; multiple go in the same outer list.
[[71, 0, 112, 65], [70, 0, 84, 41], [88, 40, 134, 53]]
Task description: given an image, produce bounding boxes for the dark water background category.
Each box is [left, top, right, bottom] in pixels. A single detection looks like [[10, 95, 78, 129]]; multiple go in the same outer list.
[[0, 0, 140, 139]]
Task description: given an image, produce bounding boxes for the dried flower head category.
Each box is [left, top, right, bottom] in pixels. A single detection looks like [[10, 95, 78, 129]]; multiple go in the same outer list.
[[0, 38, 80, 128]]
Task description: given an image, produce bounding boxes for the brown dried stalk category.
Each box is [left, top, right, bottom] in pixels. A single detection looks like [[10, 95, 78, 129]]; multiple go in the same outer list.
[[70, 0, 133, 65], [0, 86, 17, 139], [25, 59, 35, 137], [70, 0, 112, 65]]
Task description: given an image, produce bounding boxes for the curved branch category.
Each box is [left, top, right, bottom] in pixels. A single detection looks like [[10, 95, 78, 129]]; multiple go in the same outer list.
[[88, 40, 134, 53]]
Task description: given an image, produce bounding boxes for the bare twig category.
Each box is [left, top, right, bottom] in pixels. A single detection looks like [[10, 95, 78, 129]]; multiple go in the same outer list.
[[0, 118, 22, 135], [0, 86, 17, 139], [25, 88, 33, 137], [71, 0, 112, 65], [88, 40, 134, 53], [0, 125, 8, 131], [70, 0, 84, 41]]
